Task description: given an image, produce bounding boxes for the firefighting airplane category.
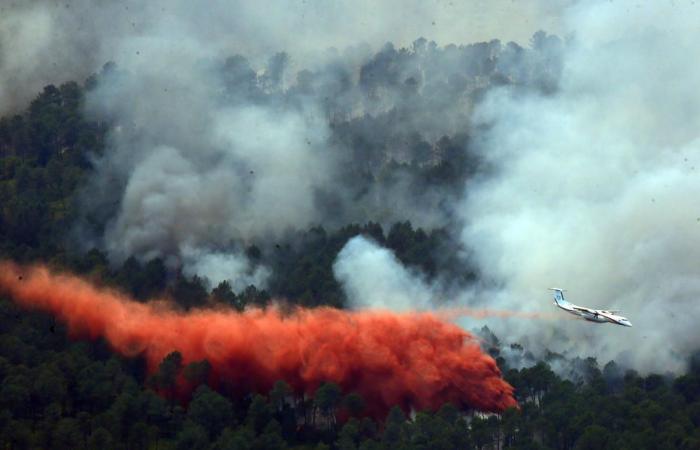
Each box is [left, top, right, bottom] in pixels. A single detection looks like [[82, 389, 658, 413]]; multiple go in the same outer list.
[[549, 288, 632, 327]]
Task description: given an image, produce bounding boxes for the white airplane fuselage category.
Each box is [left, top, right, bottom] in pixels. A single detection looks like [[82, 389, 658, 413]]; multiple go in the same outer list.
[[550, 288, 632, 327]]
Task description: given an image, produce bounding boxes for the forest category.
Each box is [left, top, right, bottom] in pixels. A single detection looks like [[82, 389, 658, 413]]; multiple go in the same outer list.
[[1, 32, 700, 450]]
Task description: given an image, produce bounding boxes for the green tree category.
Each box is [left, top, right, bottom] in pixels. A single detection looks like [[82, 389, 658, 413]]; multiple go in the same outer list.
[[52, 418, 83, 450], [87, 427, 114, 450], [253, 419, 287, 450], [33, 364, 67, 406], [141, 257, 167, 299], [213, 426, 254, 450], [1, 419, 34, 449], [343, 392, 366, 417], [574, 424, 610, 450], [382, 406, 406, 448], [127, 422, 152, 450], [183, 359, 211, 387], [1, 379, 31, 418], [247, 394, 273, 434], [314, 382, 342, 430], [171, 274, 208, 309], [337, 418, 361, 450], [175, 422, 210, 450], [270, 379, 293, 413], [151, 351, 183, 393], [212, 280, 242, 310], [187, 385, 235, 438]]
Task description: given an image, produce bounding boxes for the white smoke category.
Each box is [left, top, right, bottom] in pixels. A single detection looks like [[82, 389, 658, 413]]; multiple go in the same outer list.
[[88, 51, 333, 286], [333, 236, 434, 311], [59, 0, 563, 287], [331, 1, 700, 374], [0, 0, 560, 114], [181, 248, 271, 292], [332, 236, 552, 348], [460, 0, 700, 373]]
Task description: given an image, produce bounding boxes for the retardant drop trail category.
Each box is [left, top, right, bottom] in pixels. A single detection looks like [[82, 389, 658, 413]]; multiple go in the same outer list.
[[0, 261, 517, 417]]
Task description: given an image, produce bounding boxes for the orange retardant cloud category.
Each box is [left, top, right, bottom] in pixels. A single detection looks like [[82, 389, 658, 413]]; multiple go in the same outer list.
[[0, 261, 517, 417]]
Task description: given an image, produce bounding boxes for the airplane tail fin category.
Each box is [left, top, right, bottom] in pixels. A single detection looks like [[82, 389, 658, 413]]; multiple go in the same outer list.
[[548, 288, 568, 306]]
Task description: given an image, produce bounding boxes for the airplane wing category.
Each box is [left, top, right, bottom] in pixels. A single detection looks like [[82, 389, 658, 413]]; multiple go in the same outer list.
[[572, 305, 597, 314], [596, 310, 623, 322]]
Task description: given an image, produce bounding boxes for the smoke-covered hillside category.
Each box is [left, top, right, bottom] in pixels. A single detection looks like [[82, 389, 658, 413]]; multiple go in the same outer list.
[[2, 0, 700, 377], [3, 1, 700, 449]]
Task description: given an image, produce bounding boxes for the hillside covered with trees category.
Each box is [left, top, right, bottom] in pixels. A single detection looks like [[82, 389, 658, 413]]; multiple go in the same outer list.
[[2, 30, 700, 449]]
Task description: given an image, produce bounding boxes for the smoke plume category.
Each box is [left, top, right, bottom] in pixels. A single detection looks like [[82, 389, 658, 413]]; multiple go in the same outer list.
[[335, 236, 563, 322], [460, 1, 700, 373], [0, 261, 517, 417], [334, 236, 435, 311], [2, 0, 566, 290], [324, 1, 700, 375], [0, 0, 560, 114]]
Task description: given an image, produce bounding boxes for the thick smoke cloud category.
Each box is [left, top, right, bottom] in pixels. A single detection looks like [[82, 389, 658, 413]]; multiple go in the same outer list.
[[334, 236, 560, 325], [181, 248, 271, 294], [0, 0, 560, 114], [0, 1, 564, 291], [50, 1, 562, 287], [460, 1, 700, 373], [76, 24, 337, 286], [334, 236, 434, 311], [330, 1, 700, 375], [88, 74, 334, 286]]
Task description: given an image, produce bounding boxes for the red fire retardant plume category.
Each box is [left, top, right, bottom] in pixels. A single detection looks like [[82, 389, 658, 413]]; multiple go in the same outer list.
[[0, 261, 517, 417]]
